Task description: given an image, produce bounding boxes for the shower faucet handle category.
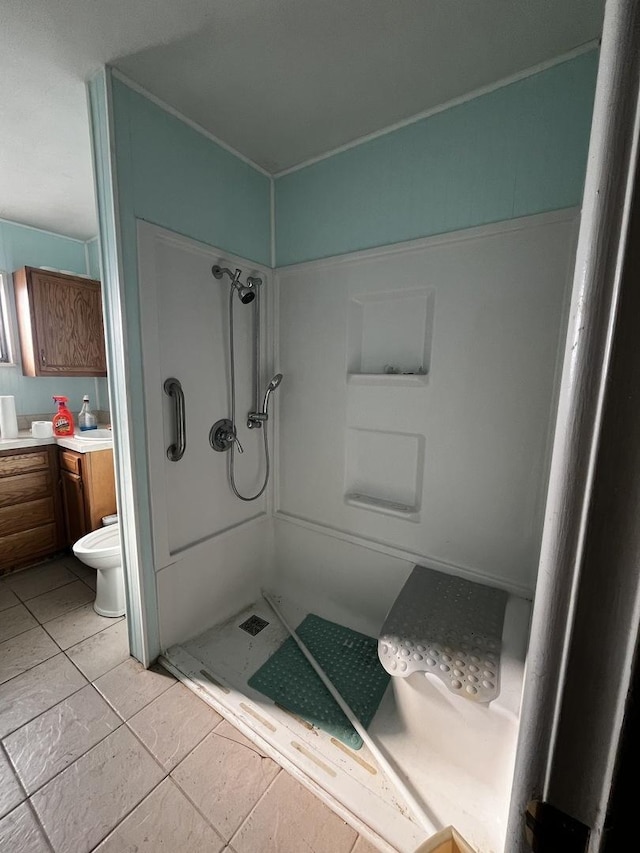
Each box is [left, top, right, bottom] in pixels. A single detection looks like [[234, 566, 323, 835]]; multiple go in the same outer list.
[[209, 419, 243, 453]]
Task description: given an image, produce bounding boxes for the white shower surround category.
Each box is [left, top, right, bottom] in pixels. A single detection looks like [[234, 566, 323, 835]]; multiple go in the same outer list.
[[139, 208, 579, 851]]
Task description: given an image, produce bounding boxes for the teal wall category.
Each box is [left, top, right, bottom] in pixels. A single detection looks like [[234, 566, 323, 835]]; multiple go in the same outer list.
[[275, 50, 599, 266], [86, 237, 101, 280], [0, 220, 107, 417], [111, 78, 271, 265], [0, 220, 86, 273]]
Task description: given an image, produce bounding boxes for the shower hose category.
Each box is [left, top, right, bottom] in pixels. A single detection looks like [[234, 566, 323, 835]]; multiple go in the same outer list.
[[227, 285, 271, 501]]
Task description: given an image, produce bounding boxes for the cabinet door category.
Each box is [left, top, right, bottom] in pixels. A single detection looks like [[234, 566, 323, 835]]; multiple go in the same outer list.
[[61, 469, 87, 546], [0, 446, 65, 572], [82, 450, 117, 531], [15, 268, 107, 376]]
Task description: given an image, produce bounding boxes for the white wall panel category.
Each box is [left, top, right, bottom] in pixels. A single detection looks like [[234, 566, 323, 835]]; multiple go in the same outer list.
[[157, 518, 272, 648], [272, 518, 415, 635], [276, 211, 579, 594], [138, 223, 274, 648]]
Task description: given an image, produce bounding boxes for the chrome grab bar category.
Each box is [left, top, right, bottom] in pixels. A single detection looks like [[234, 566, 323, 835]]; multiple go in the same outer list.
[[163, 378, 186, 461]]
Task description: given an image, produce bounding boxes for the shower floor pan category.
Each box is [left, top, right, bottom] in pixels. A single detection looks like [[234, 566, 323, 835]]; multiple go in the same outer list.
[[161, 591, 530, 853]]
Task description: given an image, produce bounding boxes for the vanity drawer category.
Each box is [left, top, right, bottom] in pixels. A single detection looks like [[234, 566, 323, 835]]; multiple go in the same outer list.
[[0, 524, 58, 567], [0, 497, 55, 537], [0, 449, 49, 477], [0, 470, 52, 508], [59, 450, 82, 476]]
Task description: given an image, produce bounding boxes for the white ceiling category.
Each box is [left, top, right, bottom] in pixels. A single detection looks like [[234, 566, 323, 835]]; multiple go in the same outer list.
[[0, 0, 604, 241]]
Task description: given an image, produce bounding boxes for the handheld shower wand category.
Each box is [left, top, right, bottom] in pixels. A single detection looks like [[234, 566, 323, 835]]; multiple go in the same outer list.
[[247, 373, 283, 428]]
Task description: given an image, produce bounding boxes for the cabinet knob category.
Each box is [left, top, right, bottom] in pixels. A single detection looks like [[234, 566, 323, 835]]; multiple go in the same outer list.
[[40, 349, 47, 366]]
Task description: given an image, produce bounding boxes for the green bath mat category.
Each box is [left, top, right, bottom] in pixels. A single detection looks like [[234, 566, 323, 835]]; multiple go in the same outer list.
[[248, 613, 390, 749]]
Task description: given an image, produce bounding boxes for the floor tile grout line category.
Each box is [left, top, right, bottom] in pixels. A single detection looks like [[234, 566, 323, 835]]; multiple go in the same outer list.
[[19, 575, 89, 602], [0, 610, 41, 645], [0, 674, 90, 743], [0, 739, 27, 804], [70, 669, 230, 849], [6, 573, 84, 604], [123, 697, 221, 774], [0, 621, 54, 649], [0, 797, 56, 853], [167, 764, 234, 845], [76, 576, 97, 594], [161, 715, 253, 843], [34, 750, 170, 853], [91, 662, 175, 725], [29, 800, 57, 853], [0, 633, 128, 742], [10, 701, 171, 813], [0, 647, 78, 691], [4, 707, 125, 801], [0, 646, 59, 689], [83, 773, 183, 853], [110, 708, 175, 777], [227, 766, 283, 848], [39, 609, 124, 654], [23, 586, 99, 626], [25, 723, 121, 810], [61, 622, 129, 682]]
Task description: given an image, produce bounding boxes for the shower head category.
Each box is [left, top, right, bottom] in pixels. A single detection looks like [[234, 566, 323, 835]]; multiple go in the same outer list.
[[237, 286, 256, 304], [267, 373, 283, 391], [212, 265, 259, 304]]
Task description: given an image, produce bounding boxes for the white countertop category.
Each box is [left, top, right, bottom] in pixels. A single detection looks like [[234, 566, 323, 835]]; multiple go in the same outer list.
[[0, 429, 113, 454]]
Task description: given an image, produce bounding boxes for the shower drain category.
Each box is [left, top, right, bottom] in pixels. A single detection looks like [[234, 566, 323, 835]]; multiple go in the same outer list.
[[239, 614, 269, 636]]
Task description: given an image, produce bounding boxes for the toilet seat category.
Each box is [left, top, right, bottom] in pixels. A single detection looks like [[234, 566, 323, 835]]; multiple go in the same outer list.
[[72, 525, 120, 560]]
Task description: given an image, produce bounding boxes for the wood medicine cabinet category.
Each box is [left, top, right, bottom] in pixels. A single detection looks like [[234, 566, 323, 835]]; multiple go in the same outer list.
[[13, 266, 107, 377]]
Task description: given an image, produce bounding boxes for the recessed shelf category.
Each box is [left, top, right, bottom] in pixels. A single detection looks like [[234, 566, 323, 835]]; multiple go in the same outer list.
[[347, 372, 428, 387], [347, 287, 434, 379], [345, 492, 420, 522], [344, 428, 424, 523]]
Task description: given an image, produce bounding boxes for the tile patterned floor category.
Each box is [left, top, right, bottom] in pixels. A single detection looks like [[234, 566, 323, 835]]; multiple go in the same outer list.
[[0, 556, 382, 852]]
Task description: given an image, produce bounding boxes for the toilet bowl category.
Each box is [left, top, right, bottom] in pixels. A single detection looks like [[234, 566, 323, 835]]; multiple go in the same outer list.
[[72, 524, 125, 618]]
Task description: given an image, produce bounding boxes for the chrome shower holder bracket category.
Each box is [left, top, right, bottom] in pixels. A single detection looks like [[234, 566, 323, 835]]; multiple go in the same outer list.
[[210, 419, 243, 453]]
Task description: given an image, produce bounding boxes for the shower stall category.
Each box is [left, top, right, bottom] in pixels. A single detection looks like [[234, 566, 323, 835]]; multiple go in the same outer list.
[[136, 207, 579, 853]]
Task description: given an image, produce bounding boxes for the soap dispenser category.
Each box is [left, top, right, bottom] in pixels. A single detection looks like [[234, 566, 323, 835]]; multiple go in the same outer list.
[[78, 395, 97, 431]]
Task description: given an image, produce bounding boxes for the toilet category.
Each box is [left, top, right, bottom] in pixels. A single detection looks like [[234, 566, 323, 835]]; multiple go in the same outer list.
[[72, 523, 126, 618]]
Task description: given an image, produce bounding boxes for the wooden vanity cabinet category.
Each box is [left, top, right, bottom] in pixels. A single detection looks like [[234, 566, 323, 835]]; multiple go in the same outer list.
[[13, 266, 107, 377], [0, 446, 65, 573], [59, 449, 116, 546]]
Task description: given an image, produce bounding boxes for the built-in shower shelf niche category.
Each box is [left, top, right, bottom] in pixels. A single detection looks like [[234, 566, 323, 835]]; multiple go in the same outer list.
[[344, 428, 423, 522], [347, 287, 434, 384], [347, 372, 427, 387], [344, 492, 420, 521]]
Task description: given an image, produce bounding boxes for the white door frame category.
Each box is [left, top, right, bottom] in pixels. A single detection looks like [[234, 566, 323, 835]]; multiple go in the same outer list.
[[86, 70, 159, 666], [507, 1, 640, 849]]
